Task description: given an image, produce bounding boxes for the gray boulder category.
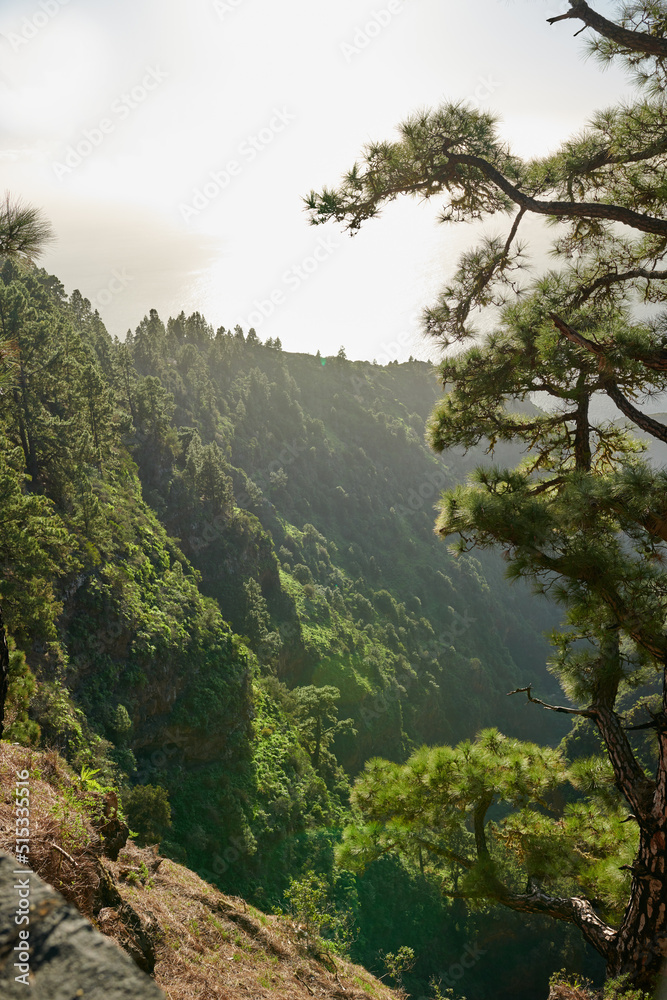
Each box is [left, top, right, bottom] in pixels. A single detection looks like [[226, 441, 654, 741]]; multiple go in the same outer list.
[[0, 852, 165, 999]]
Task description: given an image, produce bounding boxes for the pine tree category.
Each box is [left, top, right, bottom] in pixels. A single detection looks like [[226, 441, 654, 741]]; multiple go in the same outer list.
[[0, 193, 54, 268], [292, 685, 356, 773], [308, 2, 667, 990]]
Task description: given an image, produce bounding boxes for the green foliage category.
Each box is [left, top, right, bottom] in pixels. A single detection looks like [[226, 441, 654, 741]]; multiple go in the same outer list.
[[381, 945, 416, 984], [305, 2, 667, 991], [549, 971, 652, 1000], [110, 704, 132, 741], [285, 869, 356, 953], [339, 729, 568, 887], [122, 784, 172, 845], [285, 869, 329, 936], [0, 444, 72, 645], [0, 192, 55, 267], [2, 645, 40, 745], [291, 685, 356, 777]]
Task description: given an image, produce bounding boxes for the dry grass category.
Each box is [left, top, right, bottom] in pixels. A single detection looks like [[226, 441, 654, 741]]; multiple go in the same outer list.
[[0, 742, 103, 917], [0, 742, 399, 1000], [549, 980, 600, 1000], [109, 839, 398, 1000]]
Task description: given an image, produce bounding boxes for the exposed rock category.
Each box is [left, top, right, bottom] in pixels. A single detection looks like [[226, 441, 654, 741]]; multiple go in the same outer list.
[[93, 863, 161, 973], [93, 791, 129, 861], [0, 851, 165, 999]]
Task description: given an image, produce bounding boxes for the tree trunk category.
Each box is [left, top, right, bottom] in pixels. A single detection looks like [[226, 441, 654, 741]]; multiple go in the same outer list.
[[606, 822, 667, 989], [0, 604, 9, 739], [606, 713, 667, 989], [597, 661, 667, 991]]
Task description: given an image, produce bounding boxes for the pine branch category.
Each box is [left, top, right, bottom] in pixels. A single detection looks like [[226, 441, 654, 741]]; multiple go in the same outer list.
[[0, 193, 55, 266], [411, 836, 474, 871], [547, 1, 667, 59], [509, 683, 656, 822], [551, 312, 667, 372], [625, 719, 659, 732], [527, 476, 566, 497], [602, 378, 667, 445], [573, 266, 667, 306], [439, 148, 667, 237]]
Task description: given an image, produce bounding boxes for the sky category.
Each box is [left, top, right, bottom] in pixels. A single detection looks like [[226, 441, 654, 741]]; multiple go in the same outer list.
[[0, 0, 635, 362]]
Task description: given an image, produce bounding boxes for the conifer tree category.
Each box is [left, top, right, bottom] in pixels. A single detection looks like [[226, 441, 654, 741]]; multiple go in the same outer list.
[[0, 195, 55, 736], [292, 685, 356, 774], [308, 2, 667, 990]]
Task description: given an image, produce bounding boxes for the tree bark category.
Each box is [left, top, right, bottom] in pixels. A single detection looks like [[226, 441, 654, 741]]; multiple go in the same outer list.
[[605, 663, 667, 989], [574, 378, 592, 471], [496, 884, 617, 960], [509, 661, 667, 989], [608, 821, 667, 988]]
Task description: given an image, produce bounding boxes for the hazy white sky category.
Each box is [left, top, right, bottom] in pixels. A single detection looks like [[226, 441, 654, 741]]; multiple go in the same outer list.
[[0, 0, 633, 360]]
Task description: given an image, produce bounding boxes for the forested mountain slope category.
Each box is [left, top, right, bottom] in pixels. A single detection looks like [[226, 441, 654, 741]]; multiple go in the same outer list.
[[0, 262, 576, 998]]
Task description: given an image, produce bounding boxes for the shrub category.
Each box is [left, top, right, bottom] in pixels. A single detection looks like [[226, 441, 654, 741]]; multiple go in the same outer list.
[[122, 783, 172, 845], [293, 563, 313, 585]]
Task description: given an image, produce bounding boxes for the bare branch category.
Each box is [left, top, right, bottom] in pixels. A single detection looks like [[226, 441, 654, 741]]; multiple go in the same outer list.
[[527, 476, 566, 497], [507, 686, 594, 717], [496, 884, 616, 960], [547, 1, 667, 59], [49, 843, 78, 867]]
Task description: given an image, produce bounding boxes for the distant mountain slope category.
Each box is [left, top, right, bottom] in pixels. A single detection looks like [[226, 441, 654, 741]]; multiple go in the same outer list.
[[134, 315, 567, 734]]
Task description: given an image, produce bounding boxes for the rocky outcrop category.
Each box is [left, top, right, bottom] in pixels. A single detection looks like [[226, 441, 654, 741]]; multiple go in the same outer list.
[[94, 862, 162, 974], [0, 852, 165, 999]]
